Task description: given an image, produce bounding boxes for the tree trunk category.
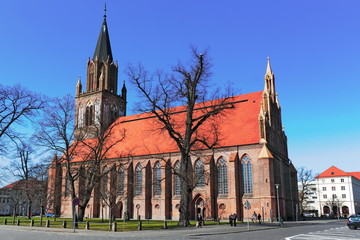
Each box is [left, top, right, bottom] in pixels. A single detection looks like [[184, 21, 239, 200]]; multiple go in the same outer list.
[[178, 153, 192, 227]]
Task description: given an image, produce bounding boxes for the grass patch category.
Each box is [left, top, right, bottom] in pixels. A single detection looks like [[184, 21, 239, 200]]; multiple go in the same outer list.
[[0, 216, 222, 231]]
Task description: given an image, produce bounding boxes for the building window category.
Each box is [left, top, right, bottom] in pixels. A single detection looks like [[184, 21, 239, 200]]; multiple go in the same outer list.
[[101, 166, 109, 199], [85, 105, 94, 126], [174, 162, 181, 196], [341, 186, 345, 191], [322, 187, 326, 191], [331, 179, 335, 183], [135, 164, 142, 196], [341, 178, 344, 182], [322, 179, 325, 183], [242, 155, 253, 194], [332, 186, 336, 191], [65, 177, 71, 197], [153, 162, 162, 196], [323, 194, 327, 199], [195, 159, 205, 188], [118, 165, 125, 196], [217, 158, 228, 195], [342, 194, 346, 199]]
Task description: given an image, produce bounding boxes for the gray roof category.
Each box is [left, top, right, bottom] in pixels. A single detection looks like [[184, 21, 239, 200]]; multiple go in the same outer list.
[[93, 16, 113, 62]]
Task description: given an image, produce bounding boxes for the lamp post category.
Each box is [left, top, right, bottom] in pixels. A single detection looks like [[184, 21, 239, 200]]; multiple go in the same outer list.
[[275, 184, 282, 226]]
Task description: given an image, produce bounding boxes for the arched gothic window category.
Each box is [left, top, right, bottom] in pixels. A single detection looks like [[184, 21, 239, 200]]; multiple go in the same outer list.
[[195, 159, 205, 188], [85, 105, 94, 126], [217, 157, 228, 194], [242, 155, 253, 194], [135, 164, 142, 196], [78, 104, 84, 127], [101, 166, 109, 198], [153, 162, 161, 196], [174, 162, 181, 195], [94, 100, 100, 124], [118, 165, 125, 196]]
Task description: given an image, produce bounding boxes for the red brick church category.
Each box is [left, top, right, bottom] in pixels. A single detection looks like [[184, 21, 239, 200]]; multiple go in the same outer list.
[[47, 11, 298, 221]]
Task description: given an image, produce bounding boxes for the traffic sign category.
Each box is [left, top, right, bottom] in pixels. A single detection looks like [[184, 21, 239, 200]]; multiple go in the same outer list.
[[244, 200, 251, 210], [73, 198, 80, 205]]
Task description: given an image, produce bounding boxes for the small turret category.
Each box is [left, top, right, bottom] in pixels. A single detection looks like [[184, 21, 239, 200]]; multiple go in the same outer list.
[[76, 76, 82, 97], [122, 81, 127, 102]]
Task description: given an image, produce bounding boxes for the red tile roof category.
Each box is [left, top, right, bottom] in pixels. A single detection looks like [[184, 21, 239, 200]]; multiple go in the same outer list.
[[72, 91, 263, 161], [315, 166, 360, 181], [1, 180, 24, 189]]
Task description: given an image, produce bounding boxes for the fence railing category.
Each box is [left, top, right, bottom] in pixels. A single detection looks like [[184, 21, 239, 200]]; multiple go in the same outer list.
[[1, 218, 198, 232]]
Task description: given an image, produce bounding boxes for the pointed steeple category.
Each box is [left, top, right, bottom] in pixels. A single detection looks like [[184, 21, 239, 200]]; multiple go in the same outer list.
[[93, 4, 113, 63], [264, 57, 276, 101], [265, 57, 272, 75]]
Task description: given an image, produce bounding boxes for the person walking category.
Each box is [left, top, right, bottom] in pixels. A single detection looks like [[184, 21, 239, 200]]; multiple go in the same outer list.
[[252, 212, 257, 223], [257, 213, 262, 224], [197, 214, 203, 228]]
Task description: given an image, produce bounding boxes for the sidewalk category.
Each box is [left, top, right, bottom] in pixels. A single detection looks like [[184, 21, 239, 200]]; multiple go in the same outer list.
[[0, 219, 344, 239]]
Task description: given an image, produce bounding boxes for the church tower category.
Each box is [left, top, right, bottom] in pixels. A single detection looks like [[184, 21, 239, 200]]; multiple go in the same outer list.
[[75, 7, 127, 139]]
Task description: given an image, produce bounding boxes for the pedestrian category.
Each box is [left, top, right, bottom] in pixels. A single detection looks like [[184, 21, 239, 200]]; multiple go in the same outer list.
[[257, 213, 261, 224], [229, 214, 233, 226], [233, 213, 237, 226], [252, 211, 257, 223], [197, 214, 203, 228]]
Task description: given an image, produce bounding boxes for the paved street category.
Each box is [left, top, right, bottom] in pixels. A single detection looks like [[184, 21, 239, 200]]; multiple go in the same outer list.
[[0, 219, 358, 240]]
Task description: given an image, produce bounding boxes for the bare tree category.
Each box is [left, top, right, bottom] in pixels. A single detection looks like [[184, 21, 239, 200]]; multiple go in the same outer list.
[[297, 167, 313, 215], [126, 48, 234, 226], [323, 196, 343, 218], [34, 94, 80, 220], [76, 121, 126, 221], [0, 84, 45, 152]]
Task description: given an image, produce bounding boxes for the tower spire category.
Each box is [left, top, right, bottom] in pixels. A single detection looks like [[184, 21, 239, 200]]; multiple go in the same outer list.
[[93, 5, 113, 63]]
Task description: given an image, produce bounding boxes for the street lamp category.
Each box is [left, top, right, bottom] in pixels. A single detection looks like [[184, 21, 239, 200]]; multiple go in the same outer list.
[[275, 184, 282, 226]]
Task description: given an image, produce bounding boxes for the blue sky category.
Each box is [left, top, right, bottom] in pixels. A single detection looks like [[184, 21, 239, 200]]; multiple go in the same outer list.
[[0, 0, 359, 176]]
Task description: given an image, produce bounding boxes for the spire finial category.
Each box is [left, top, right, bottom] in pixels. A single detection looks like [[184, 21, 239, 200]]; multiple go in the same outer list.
[[104, 2, 107, 18], [266, 56, 272, 74]]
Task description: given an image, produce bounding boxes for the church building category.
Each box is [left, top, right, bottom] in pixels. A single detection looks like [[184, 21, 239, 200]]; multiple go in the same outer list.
[[47, 10, 298, 222]]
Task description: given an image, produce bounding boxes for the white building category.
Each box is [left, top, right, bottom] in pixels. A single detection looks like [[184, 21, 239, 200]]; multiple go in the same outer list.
[[298, 180, 319, 216], [315, 166, 360, 217]]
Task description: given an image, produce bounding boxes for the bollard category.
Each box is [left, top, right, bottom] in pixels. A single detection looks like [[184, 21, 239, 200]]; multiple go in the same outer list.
[[30, 219, 34, 227], [4, 219, 7, 225], [112, 222, 117, 232], [138, 221, 142, 230], [85, 221, 90, 230], [62, 221, 67, 228], [17, 219, 20, 226], [46, 220, 50, 228], [137, 215, 141, 221], [163, 220, 168, 229], [217, 217, 220, 225]]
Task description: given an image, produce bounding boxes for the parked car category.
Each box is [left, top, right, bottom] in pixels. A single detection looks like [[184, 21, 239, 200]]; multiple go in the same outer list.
[[45, 213, 58, 218], [347, 215, 360, 230]]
